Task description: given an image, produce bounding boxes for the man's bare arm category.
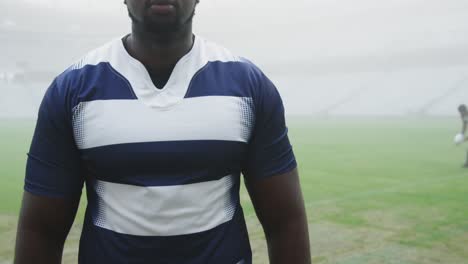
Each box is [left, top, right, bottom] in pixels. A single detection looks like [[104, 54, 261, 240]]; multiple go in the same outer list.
[[245, 168, 311, 264], [15, 192, 80, 264]]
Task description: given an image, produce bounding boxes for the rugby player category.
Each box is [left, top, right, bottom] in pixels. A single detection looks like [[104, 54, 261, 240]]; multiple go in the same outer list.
[[14, 0, 311, 263], [458, 104, 468, 167]]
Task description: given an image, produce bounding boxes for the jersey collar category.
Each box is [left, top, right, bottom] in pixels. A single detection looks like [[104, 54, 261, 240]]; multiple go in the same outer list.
[[110, 35, 204, 108]]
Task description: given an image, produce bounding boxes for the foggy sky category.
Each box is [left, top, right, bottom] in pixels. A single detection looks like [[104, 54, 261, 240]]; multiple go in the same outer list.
[[1, 0, 468, 116], [3, 0, 468, 63]]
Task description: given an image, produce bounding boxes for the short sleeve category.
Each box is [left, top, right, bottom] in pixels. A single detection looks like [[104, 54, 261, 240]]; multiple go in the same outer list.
[[242, 72, 297, 180], [25, 79, 84, 197]]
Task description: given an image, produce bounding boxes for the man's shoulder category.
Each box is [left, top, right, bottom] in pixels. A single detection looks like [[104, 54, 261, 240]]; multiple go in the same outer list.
[[55, 38, 121, 85], [199, 37, 263, 74], [194, 37, 277, 100], [46, 37, 124, 107]]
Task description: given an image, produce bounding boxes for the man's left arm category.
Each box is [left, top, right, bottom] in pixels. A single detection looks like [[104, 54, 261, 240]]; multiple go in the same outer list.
[[245, 168, 311, 264], [242, 66, 311, 263]]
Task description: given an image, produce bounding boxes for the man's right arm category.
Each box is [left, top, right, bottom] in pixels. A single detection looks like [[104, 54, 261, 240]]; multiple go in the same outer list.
[[14, 192, 81, 264], [15, 78, 84, 264]]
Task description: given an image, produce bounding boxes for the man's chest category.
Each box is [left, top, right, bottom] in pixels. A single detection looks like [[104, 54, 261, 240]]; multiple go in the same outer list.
[[72, 95, 254, 183]]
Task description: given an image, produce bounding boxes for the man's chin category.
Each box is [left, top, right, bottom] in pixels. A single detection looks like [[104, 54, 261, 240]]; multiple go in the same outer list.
[[144, 19, 181, 34]]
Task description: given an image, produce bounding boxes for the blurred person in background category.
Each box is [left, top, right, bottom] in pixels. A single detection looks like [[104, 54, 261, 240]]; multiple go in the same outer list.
[[14, 0, 311, 263], [457, 104, 468, 167]]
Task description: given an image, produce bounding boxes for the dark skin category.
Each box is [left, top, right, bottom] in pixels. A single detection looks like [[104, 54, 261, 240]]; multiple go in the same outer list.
[[245, 168, 311, 264], [15, 0, 311, 263], [124, 0, 197, 88], [15, 193, 81, 264]]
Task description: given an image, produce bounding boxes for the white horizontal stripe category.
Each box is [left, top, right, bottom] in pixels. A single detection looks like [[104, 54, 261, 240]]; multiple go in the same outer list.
[[72, 96, 254, 149], [93, 175, 236, 236]]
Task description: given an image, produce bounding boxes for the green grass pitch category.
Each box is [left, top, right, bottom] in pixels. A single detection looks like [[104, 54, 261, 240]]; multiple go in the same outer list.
[[1, 117, 467, 263]]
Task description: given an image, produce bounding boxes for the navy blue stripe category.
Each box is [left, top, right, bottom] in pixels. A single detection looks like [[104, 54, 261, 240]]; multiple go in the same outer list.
[[58, 62, 137, 108], [185, 61, 259, 98], [79, 205, 252, 264], [80, 140, 248, 186], [60, 60, 260, 106]]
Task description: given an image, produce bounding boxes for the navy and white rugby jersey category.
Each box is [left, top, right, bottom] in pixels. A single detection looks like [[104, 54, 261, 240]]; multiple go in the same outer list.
[[25, 35, 296, 264]]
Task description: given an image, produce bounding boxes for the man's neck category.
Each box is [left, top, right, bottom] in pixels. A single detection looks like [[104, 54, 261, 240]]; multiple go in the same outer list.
[[126, 24, 194, 74]]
